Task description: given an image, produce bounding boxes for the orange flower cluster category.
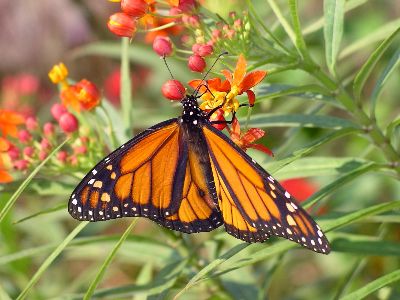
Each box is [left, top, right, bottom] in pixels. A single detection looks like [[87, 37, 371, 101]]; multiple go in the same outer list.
[[48, 63, 101, 112], [189, 54, 267, 114]]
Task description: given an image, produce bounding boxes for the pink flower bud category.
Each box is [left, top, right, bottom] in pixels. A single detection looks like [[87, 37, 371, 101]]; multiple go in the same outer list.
[[192, 43, 201, 54], [18, 129, 31, 143], [23, 146, 34, 157], [197, 44, 213, 57], [40, 138, 51, 150], [161, 80, 186, 101], [51, 103, 68, 121], [188, 54, 206, 72], [14, 159, 29, 171], [8, 145, 19, 160], [25, 117, 38, 131], [57, 151, 68, 163], [39, 150, 47, 161], [58, 113, 79, 133], [121, 0, 148, 18], [74, 145, 87, 155], [43, 122, 55, 136], [153, 36, 173, 57]]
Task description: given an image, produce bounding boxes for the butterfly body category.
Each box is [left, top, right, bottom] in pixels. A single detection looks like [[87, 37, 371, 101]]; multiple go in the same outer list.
[[69, 95, 331, 254]]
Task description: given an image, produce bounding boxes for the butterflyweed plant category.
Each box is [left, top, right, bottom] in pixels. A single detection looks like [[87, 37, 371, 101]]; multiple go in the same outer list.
[[0, 0, 399, 299]]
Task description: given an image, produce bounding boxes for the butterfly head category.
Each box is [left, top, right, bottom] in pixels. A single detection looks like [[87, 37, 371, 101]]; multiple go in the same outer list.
[[180, 94, 204, 126]]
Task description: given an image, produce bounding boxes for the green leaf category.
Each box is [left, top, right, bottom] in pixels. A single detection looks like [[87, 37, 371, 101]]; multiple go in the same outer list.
[[267, 128, 360, 174], [323, 0, 345, 75], [16, 222, 88, 300], [340, 269, 400, 300], [340, 18, 400, 59], [179, 201, 400, 292], [83, 259, 189, 299], [303, 0, 369, 35], [0, 139, 70, 224], [14, 202, 65, 224], [330, 233, 400, 256], [303, 162, 378, 207], [257, 83, 339, 106], [288, 0, 310, 60], [370, 48, 400, 118], [267, 0, 297, 49], [83, 219, 137, 300], [244, 114, 359, 129], [353, 26, 400, 100], [267, 157, 374, 179]]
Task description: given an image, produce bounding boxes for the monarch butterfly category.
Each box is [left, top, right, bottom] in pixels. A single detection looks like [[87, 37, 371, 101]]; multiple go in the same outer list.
[[68, 88, 330, 254]]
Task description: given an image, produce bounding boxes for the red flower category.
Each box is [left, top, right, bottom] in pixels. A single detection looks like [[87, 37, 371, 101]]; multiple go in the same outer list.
[[227, 118, 273, 157], [161, 80, 186, 100], [61, 79, 101, 112], [153, 36, 173, 56], [121, 0, 148, 18], [58, 113, 79, 133], [280, 178, 318, 202], [108, 12, 137, 38], [188, 54, 206, 72]]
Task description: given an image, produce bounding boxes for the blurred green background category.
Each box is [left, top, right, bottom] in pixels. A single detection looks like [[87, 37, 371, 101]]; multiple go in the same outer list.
[[0, 0, 400, 299]]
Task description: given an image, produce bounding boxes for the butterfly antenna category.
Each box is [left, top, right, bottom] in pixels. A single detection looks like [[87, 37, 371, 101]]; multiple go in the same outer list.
[[194, 51, 228, 96], [162, 55, 186, 99]]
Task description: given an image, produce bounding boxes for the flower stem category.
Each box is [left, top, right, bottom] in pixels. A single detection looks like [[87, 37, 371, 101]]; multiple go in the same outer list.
[[121, 37, 132, 135]]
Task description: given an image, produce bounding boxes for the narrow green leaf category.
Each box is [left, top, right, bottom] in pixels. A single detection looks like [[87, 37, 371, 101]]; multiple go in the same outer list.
[[257, 83, 339, 106], [370, 48, 400, 118], [83, 219, 137, 300], [244, 114, 359, 129], [353, 26, 400, 100], [340, 18, 400, 59], [330, 233, 400, 256], [0, 284, 12, 300], [267, 0, 297, 48], [83, 259, 189, 299], [340, 269, 400, 300], [14, 202, 65, 224], [303, 0, 369, 35], [269, 157, 373, 179], [0, 139, 70, 224], [16, 222, 88, 300], [268, 128, 360, 174], [303, 162, 378, 207], [134, 263, 153, 300], [288, 0, 310, 60], [324, 0, 345, 75], [387, 117, 400, 139]]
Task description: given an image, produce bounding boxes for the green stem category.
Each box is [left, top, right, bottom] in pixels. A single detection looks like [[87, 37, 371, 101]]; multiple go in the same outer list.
[[98, 104, 119, 149], [121, 37, 132, 135]]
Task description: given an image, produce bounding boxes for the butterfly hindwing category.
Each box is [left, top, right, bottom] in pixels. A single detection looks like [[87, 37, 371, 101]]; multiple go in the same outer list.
[[68, 118, 223, 233], [203, 124, 330, 254]]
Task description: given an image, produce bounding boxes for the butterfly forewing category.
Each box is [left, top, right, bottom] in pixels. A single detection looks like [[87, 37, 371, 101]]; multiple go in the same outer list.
[[68, 118, 222, 233], [203, 124, 330, 254]]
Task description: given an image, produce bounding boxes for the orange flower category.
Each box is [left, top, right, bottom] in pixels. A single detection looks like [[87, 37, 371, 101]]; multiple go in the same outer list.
[[0, 137, 13, 183], [227, 118, 273, 157], [189, 54, 267, 114], [61, 79, 101, 112], [143, 17, 183, 43], [0, 109, 25, 138]]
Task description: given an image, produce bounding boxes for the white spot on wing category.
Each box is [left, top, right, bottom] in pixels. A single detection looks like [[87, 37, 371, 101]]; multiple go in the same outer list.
[[88, 179, 95, 185], [71, 199, 77, 205], [92, 169, 97, 175], [285, 191, 291, 198]]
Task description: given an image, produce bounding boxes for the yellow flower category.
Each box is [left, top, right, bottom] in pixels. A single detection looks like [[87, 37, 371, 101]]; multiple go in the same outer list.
[[48, 63, 69, 87]]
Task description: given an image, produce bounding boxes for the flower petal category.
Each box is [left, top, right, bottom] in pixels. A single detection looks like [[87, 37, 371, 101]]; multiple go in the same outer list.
[[188, 79, 203, 89], [232, 54, 247, 86], [0, 169, 13, 184], [245, 90, 256, 106], [248, 144, 274, 157], [242, 128, 264, 144], [221, 69, 233, 83], [239, 70, 267, 91]]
